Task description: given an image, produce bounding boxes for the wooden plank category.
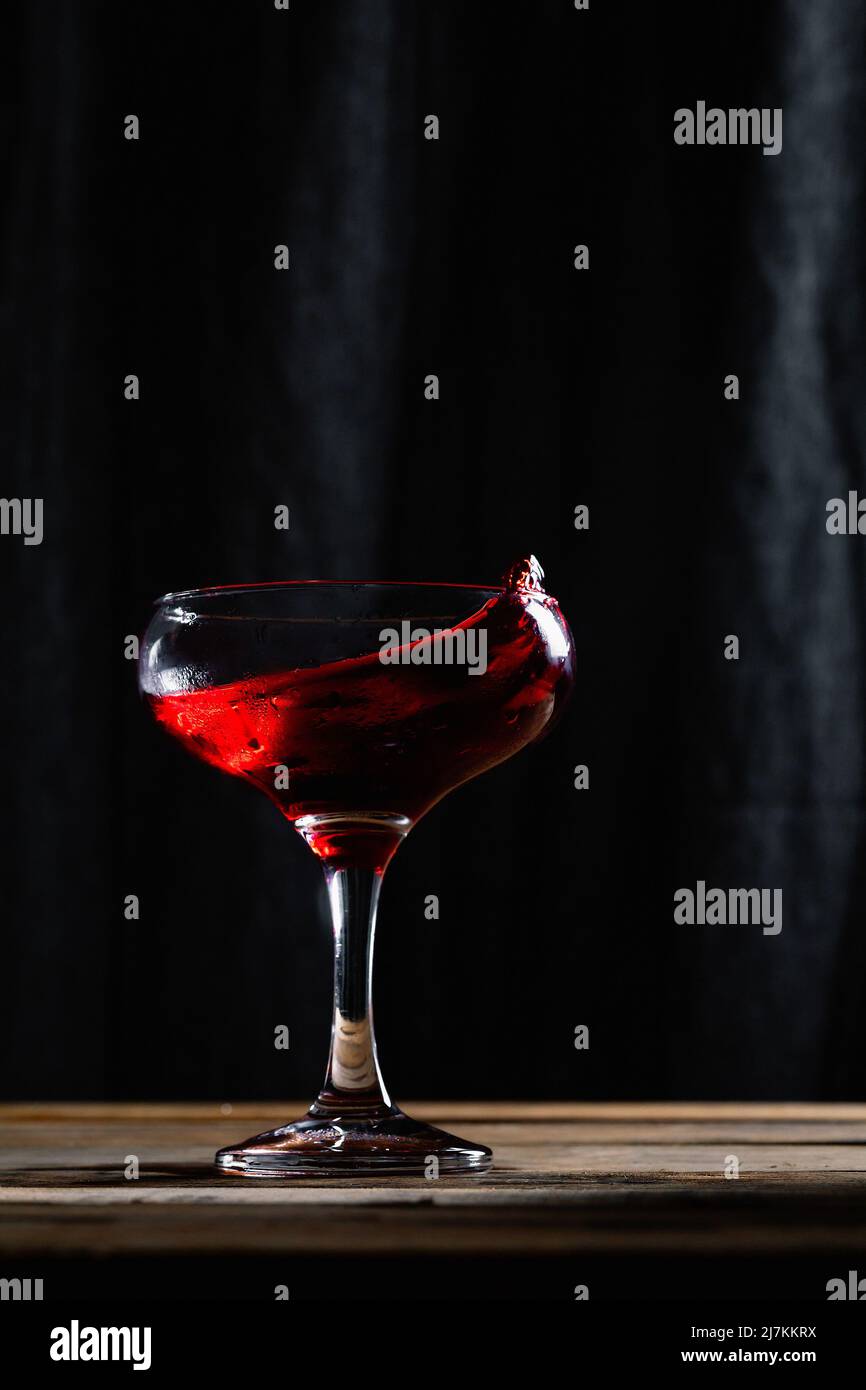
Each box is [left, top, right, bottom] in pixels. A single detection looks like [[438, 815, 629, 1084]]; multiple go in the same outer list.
[[5, 1106, 866, 1139], [0, 1186, 864, 1256], [3, 1101, 866, 1122], [1, 1104, 865, 1258], [5, 1139, 866, 1173]]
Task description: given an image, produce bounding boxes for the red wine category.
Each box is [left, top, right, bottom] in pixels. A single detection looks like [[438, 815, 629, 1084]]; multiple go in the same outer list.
[[148, 577, 572, 867]]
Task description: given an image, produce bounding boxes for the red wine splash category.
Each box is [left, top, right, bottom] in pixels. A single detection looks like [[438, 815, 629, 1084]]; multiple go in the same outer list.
[[148, 558, 573, 867]]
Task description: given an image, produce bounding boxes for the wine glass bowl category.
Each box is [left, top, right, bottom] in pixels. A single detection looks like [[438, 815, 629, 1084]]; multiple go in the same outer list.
[[140, 561, 574, 1175]]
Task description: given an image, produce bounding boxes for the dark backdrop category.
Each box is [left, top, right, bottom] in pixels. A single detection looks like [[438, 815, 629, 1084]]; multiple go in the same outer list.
[[2, 0, 865, 1101]]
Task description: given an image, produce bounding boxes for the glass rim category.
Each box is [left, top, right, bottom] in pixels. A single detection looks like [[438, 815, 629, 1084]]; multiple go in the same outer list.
[[156, 579, 506, 605]]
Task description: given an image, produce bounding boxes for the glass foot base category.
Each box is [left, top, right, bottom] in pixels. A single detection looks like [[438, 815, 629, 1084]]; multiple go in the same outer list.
[[214, 1104, 492, 1177]]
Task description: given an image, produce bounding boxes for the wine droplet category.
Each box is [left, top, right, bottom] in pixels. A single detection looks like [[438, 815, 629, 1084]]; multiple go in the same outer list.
[[503, 554, 545, 593]]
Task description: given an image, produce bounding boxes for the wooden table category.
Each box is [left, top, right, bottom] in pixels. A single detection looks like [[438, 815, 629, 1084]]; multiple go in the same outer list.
[[2, 1102, 864, 1298]]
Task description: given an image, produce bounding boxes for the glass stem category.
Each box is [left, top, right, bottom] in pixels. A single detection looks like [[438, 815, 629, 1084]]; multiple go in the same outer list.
[[312, 865, 392, 1116]]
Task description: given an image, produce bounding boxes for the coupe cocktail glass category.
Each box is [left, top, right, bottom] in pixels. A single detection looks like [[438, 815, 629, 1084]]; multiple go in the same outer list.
[[140, 556, 574, 1175]]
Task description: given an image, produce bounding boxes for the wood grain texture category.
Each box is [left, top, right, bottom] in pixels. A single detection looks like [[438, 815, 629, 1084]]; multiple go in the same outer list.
[[1, 1103, 865, 1257]]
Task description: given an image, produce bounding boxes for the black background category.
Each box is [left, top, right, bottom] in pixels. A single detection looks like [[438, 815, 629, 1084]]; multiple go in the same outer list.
[[2, 0, 865, 1103]]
